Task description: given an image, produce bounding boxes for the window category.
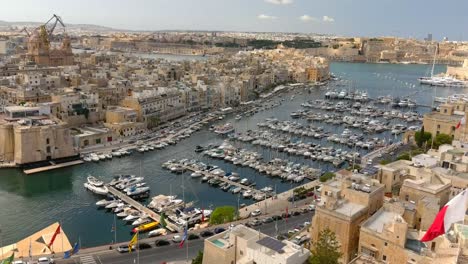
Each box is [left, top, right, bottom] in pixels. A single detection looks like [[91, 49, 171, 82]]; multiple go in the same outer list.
[[96, 138, 101, 144], [46, 138, 50, 144], [383, 255, 387, 261], [444, 109, 447, 113], [240, 250, 243, 256], [46, 146, 51, 153], [437, 124, 441, 129], [405, 194, 409, 201], [384, 242, 388, 246]]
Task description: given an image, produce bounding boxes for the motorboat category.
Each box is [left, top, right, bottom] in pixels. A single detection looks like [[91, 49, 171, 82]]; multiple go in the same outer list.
[[231, 187, 242, 194], [87, 176, 104, 187], [105, 201, 122, 209], [242, 190, 253, 198], [123, 183, 147, 193], [96, 197, 116, 207], [191, 171, 203, 178], [148, 228, 167, 237], [124, 211, 141, 222], [127, 186, 150, 196], [132, 221, 158, 233], [132, 217, 150, 226], [84, 182, 109, 195]]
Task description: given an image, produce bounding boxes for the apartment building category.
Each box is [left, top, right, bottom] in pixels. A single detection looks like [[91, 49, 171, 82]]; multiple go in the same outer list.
[[422, 102, 468, 141], [203, 225, 310, 264], [310, 174, 385, 263]]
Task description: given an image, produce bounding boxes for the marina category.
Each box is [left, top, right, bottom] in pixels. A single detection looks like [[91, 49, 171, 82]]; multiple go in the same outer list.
[[0, 62, 450, 248]]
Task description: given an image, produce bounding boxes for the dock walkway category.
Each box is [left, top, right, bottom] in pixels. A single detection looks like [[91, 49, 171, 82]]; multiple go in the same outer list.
[[107, 186, 180, 232], [23, 160, 84, 174]]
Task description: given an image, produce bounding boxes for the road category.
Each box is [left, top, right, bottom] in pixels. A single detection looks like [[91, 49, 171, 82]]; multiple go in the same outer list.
[[57, 212, 314, 264]]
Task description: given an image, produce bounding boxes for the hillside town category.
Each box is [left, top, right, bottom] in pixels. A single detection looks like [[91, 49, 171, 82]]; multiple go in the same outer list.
[[1, 9, 468, 264]]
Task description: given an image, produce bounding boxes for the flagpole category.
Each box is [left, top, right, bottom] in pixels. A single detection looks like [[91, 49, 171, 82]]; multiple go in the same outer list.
[[137, 230, 139, 264], [29, 237, 32, 263], [185, 224, 189, 262], [61, 221, 63, 255], [114, 214, 117, 245]]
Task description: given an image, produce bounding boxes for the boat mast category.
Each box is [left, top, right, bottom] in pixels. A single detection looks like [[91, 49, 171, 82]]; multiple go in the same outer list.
[[430, 44, 438, 77]]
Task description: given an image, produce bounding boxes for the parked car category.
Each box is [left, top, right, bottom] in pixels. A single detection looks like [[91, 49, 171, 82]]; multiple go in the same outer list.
[[37, 257, 54, 264], [132, 242, 152, 250], [116, 245, 130, 253], [292, 211, 301, 216], [250, 209, 262, 217], [214, 227, 226, 234], [304, 221, 311, 226], [200, 230, 214, 237], [155, 239, 171, 247], [308, 204, 316, 211], [249, 219, 262, 226], [188, 234, 200, 240], [262, 217, 274, 223], [172, 235, 182, 243]]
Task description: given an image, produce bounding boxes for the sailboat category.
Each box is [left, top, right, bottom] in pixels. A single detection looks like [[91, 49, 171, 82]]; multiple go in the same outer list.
[[419, 45, 467, 87]]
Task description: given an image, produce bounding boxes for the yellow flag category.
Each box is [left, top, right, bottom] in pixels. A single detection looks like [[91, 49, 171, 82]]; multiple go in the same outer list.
[[128, 232, 138, 252]]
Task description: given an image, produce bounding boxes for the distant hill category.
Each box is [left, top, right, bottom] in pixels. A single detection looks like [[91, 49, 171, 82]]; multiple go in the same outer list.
[[0, 20, 118, 32]]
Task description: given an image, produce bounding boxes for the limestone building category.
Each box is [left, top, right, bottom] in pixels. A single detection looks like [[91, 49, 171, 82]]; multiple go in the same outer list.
[[422, 101, 468, 141], [0, 106, 75, 165], [310, 173, 385, 263], [203, 224, 310, 264]]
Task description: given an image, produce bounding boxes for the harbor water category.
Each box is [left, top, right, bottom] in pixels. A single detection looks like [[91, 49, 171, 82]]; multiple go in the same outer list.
[[0, 62, 458, 248]]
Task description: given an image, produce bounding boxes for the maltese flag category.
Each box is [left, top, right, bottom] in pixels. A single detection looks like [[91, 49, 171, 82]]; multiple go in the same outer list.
[[421, 189, 468, 242]]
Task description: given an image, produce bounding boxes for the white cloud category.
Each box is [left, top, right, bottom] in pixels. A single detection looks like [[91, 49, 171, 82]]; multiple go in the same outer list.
[[299, 15, 317, 22], [323, 16, 335, 22], [264, 0, 293, 5], [257, 14, 278, 20]]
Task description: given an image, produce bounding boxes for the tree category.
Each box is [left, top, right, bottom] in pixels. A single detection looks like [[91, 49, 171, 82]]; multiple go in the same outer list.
[[397, 153, 410, 161], [309, 228, 342, 264], [192, 250, 203, 264], [209, 206, 236, 225], [415, 127, 431, 148], [433, 133, 453, 149], [319, 172, 335, 182]]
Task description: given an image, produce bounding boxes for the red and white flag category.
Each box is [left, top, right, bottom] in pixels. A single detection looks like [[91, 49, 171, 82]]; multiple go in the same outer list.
[[456, 117, 466, 129], [47, 224, 61, 249], [421, 190, 468, 242]]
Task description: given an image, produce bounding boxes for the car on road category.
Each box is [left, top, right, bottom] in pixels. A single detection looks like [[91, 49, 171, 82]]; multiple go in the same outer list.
[[271, 215, 282, 221], [37, 257, 54, 264], [292, 211, 301, 216], [188, 234, 200, 240], [172, 235, 182, 243], [249, 219, 262, 227], [214, 227, 226, 234], [116, 245, 131, 253], [133, 242, 152, 250], [13, 261, 28, 264], [250, 209, 262, 217], [200, 230, 214, 237], [304, 221, 311, 226], [308, 204, 315, 211], [155, 239, 171, 247], [262, 217, 274, 223]]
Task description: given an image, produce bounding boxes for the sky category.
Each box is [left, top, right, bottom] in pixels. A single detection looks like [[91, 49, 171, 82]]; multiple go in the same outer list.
[[1, 0, 467, 40]]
